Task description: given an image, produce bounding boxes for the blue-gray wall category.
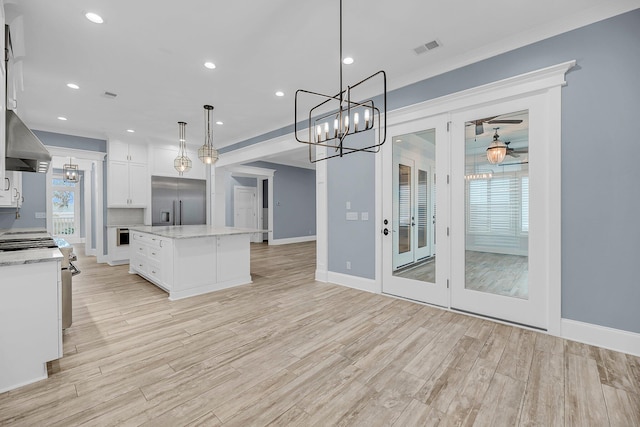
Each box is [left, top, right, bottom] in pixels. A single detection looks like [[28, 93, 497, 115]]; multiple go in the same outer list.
[[248, 161, 316, 240], [225, 175, 257, 227], [224, 10, 640, 334], [1, 130, 107, 252], [0, 172, 46, 229], [327, 132, 376, 279]]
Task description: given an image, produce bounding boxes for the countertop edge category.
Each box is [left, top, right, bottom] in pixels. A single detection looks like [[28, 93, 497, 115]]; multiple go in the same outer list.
[[129, 226, 265, 239]]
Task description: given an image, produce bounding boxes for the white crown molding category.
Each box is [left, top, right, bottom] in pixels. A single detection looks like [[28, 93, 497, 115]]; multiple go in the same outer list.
[[45, 145, 106, 161], [388, 2, 639, 92]]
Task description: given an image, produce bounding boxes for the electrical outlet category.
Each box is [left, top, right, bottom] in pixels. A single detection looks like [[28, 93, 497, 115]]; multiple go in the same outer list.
[[346, 261, 351, 270], [346, 212, 358, 221], [361, 212, 369, 221]]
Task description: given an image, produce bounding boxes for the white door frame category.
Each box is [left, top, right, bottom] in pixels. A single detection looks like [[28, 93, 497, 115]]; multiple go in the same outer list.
[[382, 114, 450, 307], [46, 147, 106, 258], [234, 185, 258, 237], [376, 61, 573, 335], [450, 95, 550, 329]]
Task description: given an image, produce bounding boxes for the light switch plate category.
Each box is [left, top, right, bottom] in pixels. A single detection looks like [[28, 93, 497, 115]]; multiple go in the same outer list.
[[346, 201, 351, 210], [361, 212, 369, 221], [35, 212, 46, 219], [346, 212, 359, 221]]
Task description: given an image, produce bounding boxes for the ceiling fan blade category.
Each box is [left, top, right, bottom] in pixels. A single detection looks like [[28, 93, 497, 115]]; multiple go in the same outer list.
[[487, 119, 523, 124]]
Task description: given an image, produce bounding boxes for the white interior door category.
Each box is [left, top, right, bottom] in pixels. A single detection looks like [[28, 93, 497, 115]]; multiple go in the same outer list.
[[450, 95, 549, 329], [234, 186, 257, 230], [382, 114, 449, 307]]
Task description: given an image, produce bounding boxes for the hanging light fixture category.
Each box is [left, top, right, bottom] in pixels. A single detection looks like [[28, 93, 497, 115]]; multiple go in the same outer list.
[[63, 157, 79, 182], [486, 128, 507, 164], [294, 0, 386, 163], [198, 105, 219, 164], [174, 121, 192, 176]]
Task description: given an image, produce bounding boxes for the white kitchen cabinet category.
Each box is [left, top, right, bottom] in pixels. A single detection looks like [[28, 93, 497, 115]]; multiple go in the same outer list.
[[0, 258, 62, 393], [150, 146, 206, 179], [109, 140, 148, 164], [107, 141, 149, 208], [0, 171, 22, 208], [129, 231, 173, 292], [129, 228, 253, 300], [0, 1, 5, 185]]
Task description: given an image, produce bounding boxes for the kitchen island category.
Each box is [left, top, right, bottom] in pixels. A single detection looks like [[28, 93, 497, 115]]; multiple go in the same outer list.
[[128, 225, 261, 300], [0, 229, 63, 393]]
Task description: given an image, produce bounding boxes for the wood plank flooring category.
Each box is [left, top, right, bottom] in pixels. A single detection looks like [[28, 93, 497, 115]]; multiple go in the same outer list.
[[1, 241, 639, 426]]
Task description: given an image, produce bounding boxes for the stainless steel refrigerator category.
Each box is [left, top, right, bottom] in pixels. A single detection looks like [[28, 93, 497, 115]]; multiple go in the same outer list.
[[151, 176, 206, 226]]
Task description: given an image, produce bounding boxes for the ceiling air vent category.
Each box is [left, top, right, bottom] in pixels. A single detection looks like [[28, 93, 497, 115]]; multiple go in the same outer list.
[[413, 40, 441, 55], [103, 91, 118, 98]]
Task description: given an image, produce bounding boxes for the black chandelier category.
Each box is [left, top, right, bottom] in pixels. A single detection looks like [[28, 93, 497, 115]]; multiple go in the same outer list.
[[295, 0, 386, 163]]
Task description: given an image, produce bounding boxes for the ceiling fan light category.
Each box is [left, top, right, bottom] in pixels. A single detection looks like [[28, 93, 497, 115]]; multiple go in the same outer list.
[[486, 140, 507, 164]]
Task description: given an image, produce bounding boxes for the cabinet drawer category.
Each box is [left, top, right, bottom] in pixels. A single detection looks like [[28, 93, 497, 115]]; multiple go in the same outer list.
[[147, 246, 161, 263], [131, 257, 146, 274], [147, 261, 162, 282], [133, 243, 147, 257]]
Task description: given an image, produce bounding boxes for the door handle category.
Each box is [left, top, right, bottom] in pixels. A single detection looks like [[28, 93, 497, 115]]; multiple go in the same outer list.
[[383, 228, 389, 235]]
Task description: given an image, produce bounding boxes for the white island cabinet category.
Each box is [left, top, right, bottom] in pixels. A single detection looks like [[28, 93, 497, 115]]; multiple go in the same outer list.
[[129, 226, 259, 300], [0, 249, 63, 393]]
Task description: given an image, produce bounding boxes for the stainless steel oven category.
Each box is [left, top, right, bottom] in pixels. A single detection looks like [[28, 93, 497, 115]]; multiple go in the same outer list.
[[116, 227, 130, 246]]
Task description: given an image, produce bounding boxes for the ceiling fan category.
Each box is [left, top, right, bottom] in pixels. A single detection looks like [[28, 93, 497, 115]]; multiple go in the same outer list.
[[467, 115, 523, 135], [504, 141, 528, 158]]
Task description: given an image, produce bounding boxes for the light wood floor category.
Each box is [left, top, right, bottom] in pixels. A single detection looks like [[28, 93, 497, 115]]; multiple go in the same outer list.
[[1, 242, 639, 426], [395, 251, 528, 300]]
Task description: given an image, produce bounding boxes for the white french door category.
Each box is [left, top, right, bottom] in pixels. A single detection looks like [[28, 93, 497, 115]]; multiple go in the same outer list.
[[381, 114, 449, 307], [450, 94, 550, 329]]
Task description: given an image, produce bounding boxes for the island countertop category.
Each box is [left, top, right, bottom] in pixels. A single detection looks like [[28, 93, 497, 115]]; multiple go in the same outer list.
[[128, 225, 264, 239]]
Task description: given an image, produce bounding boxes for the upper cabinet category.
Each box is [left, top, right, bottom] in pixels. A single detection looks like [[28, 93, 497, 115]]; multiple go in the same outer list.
[[0, 171, 22, 208], [0, 1, 6, 184], [108, 140, 148, 164], [107, 140, 148, 208], [150, 145, 206, 179]]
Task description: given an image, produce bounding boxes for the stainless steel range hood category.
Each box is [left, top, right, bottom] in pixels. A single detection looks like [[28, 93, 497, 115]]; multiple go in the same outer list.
[[4, 23, 51, 173], [5, 110, 51, 173]]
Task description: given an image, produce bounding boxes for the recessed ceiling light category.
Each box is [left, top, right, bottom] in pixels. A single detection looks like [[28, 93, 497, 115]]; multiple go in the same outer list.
[[215, 121, 223, 125], [67, 83, 79, 90], [204, 62, 216, 69], [275, 91, 284, 97], [58, 116, 68, 121], [85, 12, 104, 24], [343, 57, 354, 65], [127, 129, 135, 133]]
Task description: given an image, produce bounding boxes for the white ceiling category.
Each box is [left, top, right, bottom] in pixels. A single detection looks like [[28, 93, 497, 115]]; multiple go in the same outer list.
[[5, 0, 637, 169]]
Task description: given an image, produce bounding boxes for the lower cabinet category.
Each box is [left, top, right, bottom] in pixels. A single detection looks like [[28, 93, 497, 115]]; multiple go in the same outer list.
[[129, 231, 251, 300], [129, 232, 173, 293], [0, 260, 62, 392]]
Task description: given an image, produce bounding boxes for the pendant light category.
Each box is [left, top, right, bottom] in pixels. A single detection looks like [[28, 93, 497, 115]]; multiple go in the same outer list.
[[174, 121, 192, 176], [294, 0, 387, 163], [198, 105, 219, 164], [486, 128, 507, 165], [63, 157, 79, 182]]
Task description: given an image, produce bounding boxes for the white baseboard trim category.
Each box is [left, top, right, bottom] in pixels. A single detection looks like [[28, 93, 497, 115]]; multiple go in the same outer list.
[[327, 271, 378, 294], [270, 235, 316, 246], [107, 259, 129, 266], [561, 318, 640, 357], [315, 269, 328, 282]]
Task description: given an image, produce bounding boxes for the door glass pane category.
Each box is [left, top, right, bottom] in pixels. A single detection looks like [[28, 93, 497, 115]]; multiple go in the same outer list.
[[393, 129, 436, 283], [52, 177, 79, 237], [398, 164, 411, 254], [464, 110, 529, 299], [418, 170, 428, 249]]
